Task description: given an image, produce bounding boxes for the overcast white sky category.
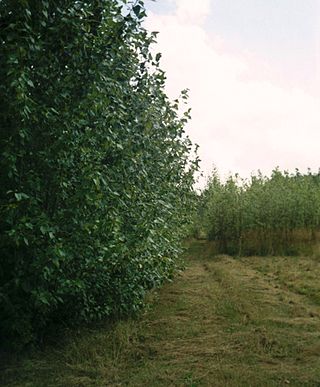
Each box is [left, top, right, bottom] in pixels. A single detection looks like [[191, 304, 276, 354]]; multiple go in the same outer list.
[[144, 0, 320, 185]]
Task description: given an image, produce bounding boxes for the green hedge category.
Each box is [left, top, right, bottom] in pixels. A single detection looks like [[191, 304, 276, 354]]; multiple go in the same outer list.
[[196, 168, 320, 256], [0, 0, 199, 347]]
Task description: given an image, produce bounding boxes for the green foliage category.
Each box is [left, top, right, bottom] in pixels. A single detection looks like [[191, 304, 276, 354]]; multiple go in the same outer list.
[[196, 168, 320, 256], [0, 0, 199, 348]]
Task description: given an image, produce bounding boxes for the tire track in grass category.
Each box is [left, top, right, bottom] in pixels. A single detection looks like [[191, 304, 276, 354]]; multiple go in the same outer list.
[[118, 250, 320, 386], [2, 242, 320, 386]]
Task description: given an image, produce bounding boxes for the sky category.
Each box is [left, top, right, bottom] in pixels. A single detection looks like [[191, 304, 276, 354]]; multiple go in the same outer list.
[[144, 0, 320, 185]]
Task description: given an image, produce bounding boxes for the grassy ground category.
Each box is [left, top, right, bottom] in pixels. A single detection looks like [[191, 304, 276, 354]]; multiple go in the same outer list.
[[1, 240, 320, 386]]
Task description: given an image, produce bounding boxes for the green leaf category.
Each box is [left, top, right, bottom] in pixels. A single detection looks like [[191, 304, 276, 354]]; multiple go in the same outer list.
[[133, 5, 141, 17], [27, 79, 34, 87], [14, 192, 29, 201]]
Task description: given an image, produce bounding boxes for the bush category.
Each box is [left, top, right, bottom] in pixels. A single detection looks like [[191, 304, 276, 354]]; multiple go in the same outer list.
[[0, 0, 199, 348], [196, 168, 320, 256]]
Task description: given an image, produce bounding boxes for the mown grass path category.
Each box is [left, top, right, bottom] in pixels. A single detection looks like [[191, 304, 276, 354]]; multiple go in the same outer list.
[[2, 241, 320, 386]]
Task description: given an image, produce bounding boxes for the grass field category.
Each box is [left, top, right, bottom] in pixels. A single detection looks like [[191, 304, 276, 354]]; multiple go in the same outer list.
[[1, 240, 320, 386]]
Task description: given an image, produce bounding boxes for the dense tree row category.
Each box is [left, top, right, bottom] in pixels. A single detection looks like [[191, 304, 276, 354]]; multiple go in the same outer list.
[[195, 168, 320, 256], [0, 0, 198, 347]]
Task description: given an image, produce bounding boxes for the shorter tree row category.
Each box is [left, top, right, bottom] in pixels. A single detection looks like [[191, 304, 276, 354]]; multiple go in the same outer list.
[[194, 168, 320, 256]]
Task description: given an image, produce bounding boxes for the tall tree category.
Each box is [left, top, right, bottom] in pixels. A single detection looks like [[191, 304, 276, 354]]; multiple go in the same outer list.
[[0, 0, 199, 347]]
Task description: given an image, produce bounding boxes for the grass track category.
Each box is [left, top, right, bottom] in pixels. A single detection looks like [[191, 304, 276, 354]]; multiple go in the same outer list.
[[2, 240, 320, 386]]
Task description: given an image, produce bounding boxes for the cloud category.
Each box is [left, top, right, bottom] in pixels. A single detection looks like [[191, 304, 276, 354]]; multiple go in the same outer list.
[[175, 0, 211, 23], [145, 1, 320, 185]]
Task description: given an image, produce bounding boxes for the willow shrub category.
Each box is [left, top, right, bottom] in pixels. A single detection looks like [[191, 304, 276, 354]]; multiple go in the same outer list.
[[197, 169, 320, 256], [0, 0, 199, 348]]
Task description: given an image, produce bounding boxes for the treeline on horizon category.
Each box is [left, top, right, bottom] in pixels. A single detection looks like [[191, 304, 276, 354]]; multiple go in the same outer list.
[[0, 0, 198, 348], [193, 168, 320, 256]]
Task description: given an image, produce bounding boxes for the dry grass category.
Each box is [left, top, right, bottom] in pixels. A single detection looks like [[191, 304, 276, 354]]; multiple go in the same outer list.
[[204, 229, 320, 257], [1, 240, 320, 386]]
